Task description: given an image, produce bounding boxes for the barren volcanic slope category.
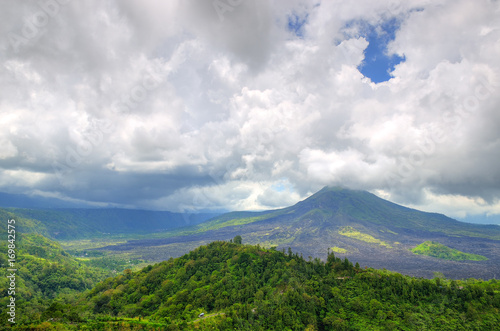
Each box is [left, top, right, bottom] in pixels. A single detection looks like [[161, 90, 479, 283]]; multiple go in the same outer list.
[[102, 187, 500, 279]]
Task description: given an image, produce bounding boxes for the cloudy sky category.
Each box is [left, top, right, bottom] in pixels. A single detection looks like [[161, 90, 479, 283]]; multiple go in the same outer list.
[[1, 0, 500, 222]]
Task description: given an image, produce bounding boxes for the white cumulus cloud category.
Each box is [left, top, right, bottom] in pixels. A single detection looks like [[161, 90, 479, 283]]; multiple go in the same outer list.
[[0, 0, 499, 221]]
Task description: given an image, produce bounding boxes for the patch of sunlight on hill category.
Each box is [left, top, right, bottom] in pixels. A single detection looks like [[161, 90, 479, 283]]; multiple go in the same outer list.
[[198, 215, 268, 231], [410, 241, 488, 261], [338, 226, 392, 248], [330, 246, 348, 253]]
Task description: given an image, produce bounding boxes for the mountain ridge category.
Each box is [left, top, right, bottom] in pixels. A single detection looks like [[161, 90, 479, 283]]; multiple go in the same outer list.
[[3, 186, 500, 279], [99, 186, 500, 279], [1, 207, 220, 239], [190, 186, 500, 240]]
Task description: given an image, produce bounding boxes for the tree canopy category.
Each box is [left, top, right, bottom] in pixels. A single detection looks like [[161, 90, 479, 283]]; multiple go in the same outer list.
[[6, 240, 498, 330]]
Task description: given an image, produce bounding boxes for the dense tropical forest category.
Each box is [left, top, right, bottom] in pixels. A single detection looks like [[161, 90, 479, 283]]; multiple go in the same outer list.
[[0, 229, 144, 328], [2, 236, 500, 330]]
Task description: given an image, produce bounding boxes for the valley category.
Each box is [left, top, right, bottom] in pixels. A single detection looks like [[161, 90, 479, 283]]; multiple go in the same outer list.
[[2, 187, 500, 329], [96, 187, 500, 280], [4, 187, 500, 280]]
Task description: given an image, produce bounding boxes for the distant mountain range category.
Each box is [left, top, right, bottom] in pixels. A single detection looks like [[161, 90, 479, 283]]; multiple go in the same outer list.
[[0, 207, 219, 239], [0, 192, 99, 209], [100, 186, 500, 279], [2, 190, 498, 225], [3, 187, 500, 279]]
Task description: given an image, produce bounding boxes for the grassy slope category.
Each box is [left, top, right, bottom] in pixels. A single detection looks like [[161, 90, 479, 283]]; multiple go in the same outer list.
[[410, 241, 488, 261], [338, 226, 392, 248]]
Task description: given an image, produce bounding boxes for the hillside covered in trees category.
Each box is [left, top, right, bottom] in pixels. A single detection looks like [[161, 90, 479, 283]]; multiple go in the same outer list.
[[6, 240, 500, 330], [0, 231, 143, 326]]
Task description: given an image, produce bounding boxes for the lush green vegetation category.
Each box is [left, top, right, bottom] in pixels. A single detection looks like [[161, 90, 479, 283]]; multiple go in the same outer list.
[[411, 241, 489, 261], [195, 213, 270, 232], [0, 232, 144, 326], [330, 246, 348, 253], [2, 188, 500, 330], [338, 226, 392, 248], [6, 239, 500, 330], [0, 208, 48, 236]]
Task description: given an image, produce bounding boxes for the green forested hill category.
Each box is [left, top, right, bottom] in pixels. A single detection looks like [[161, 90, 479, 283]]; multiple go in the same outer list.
[[2, 208, 219, 239], [0, 232, 141, 326], [15, 240, 500, 330], [0, 208, 48, 236]]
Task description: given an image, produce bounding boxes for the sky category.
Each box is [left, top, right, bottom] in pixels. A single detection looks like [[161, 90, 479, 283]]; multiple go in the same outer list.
[[1, 0, 500, 223]]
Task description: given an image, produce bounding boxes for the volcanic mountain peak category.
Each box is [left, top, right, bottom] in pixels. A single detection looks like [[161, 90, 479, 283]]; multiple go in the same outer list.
[[288, 186, 418, 226]]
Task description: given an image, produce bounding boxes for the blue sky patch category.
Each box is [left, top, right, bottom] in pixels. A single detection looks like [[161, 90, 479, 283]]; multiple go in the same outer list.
[[287, 13, 308, 38], [356, 18, 405, 83]]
